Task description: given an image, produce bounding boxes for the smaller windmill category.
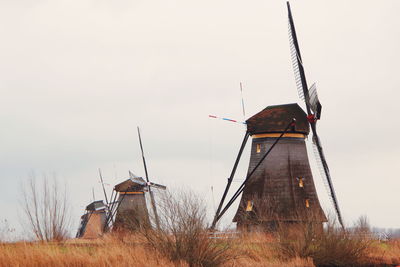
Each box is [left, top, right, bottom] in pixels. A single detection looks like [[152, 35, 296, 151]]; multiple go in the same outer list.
[[105, 174, 167, 231], [104, 127, 166, 231], [76, 200, 107, 239], [76, 169, 113, 238]]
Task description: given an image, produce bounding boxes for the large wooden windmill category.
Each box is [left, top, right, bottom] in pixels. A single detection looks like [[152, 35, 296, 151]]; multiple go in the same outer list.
[[232, 104, 327, 231], [211, 1, 343, 231]]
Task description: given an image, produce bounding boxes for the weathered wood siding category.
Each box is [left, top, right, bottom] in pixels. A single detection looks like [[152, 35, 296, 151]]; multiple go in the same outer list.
[[234, 104, 327, 229], [234, 136, 326, 224], [114, 193, 150, 230]]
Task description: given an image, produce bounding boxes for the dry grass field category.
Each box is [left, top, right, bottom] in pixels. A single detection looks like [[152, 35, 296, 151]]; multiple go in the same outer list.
[[0, 233, 399, 267], [7, 189, 399, 266], [0, 236, 175, 267]]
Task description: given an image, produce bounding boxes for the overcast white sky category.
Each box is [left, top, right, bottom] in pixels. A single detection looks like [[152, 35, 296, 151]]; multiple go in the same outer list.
[[1, 0, 399, 236]]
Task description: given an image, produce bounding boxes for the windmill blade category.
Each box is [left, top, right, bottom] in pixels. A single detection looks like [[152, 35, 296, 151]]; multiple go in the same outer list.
[[98, 168, 109, 205], [312, 143, 335, 208], [129, 170, 165, 190], [287, 2, 344, 228], [137, 126, 161, 229], [288, 22, 305, 101], [148, 182, 166, 190], [308, 83, 322, 119], [128, 170, 140, 179], [137, 127, 150, 183], [312, 134, 344, 228], [103, 189, 119, 231], [131, 177, 147, 186], [287, 1, 311, 113]]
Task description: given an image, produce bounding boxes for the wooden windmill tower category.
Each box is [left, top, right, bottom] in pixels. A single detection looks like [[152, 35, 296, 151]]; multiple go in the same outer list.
[[211, 1, 343, 231], [104, 128, 166, 231], [109, 172, 166, 231], [76, 200, 107, 239], [232, 104, 327, 231], [75, 170, 113, 238]]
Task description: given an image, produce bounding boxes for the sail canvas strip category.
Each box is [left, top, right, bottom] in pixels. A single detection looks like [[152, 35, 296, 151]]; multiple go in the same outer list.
[[308, 83, 322, 119]]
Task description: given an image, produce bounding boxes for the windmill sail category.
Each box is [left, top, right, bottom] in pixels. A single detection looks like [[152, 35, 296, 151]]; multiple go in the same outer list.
[[98, 169, 110, 206], [137, 127, 161, 229], [312, 135, 343, 226], [129, 171, 147, 186], [312, 142, 335, 208], [288, 21, 305, 101], [129, 171, 166, 190], [287, 1, 344, 228], [148, 182, 167, 190], [308, 83, 322, 119]]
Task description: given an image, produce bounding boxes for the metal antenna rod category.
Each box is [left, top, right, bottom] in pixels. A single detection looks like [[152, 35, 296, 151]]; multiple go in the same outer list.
[[137, 127, 161, 229], [240, 82, 246, 121]]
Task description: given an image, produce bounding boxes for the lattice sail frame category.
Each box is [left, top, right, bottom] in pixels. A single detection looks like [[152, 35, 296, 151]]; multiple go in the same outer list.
[[287, 1, 344, 228], [288, 20, 305, 101]]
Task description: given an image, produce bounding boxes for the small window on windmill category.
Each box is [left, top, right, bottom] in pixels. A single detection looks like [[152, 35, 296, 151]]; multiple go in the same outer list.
[[246, 200, 253, 212], [298, 178, 304, 188], [305, 199, 310, 208], [256, 144, 261, 153]]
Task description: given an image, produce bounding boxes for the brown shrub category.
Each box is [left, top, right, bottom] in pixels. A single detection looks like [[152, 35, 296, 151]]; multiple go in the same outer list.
[[21, 174, 71, 241], [232, 232, 315, 267], [275, 216, 373, 267], [143, 190, 238, 267], [367, 239, 400, 266], [311, 224, 372, 266]]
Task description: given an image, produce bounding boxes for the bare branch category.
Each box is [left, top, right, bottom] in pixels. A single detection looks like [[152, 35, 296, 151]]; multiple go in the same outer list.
[[20, 174, 71, 241]]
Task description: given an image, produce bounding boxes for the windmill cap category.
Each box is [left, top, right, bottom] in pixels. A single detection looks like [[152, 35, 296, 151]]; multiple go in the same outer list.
[[246, 103, 309, 135], [86, 200, 106, 211], [114, 178, 146, 192]]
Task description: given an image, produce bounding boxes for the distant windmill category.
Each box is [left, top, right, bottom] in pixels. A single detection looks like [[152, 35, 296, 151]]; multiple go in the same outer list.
[[211, 1, 343, 231], [104, 128, 166, 231], [105, 172, 166, 231], [76, 200, 107, 239], [75, 169, 113, 239]]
